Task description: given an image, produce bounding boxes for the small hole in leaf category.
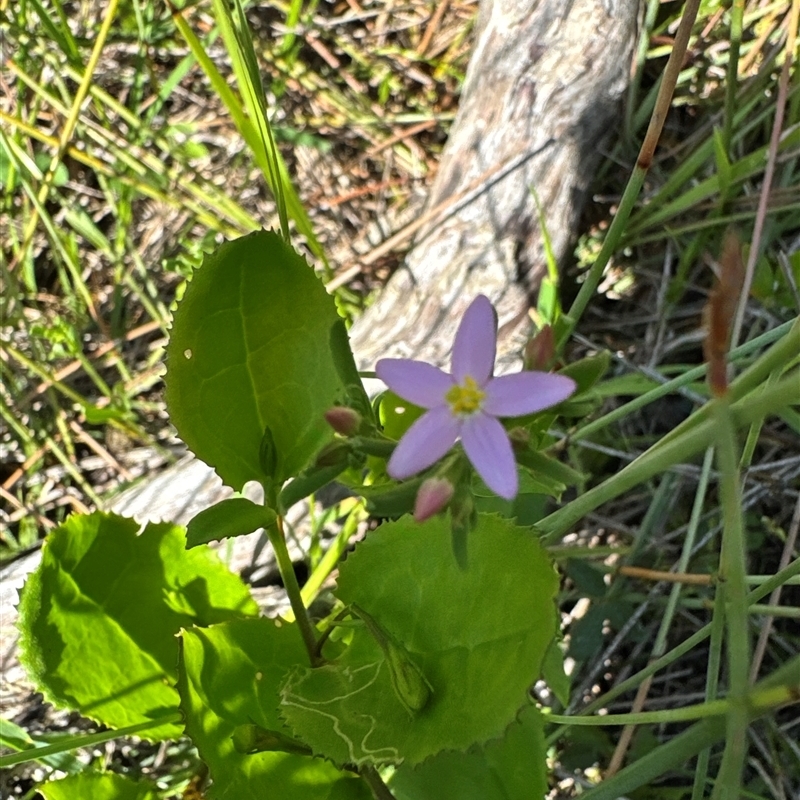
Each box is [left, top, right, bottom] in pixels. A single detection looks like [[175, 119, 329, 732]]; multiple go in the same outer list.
[[184, 349, 192, 359]]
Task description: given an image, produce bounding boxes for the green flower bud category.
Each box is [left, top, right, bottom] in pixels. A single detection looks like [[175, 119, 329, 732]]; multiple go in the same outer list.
[[351, 604, 433, 718], [383, 637, 433, 715]]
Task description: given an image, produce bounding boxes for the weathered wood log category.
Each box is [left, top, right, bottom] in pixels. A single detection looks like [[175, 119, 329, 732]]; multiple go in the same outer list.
[[0, 0, 639, 699], [350, 0, 639, 372]]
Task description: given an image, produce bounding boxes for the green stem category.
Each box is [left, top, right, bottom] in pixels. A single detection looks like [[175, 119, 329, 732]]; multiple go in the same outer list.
[[545, 681, 793, 727], [711, 398, 750, 799], [267, 516, 321, 667], [0, 713, 183, 768], [693, 588, 726, 800], [722, 0, 744, 155], [539, 369, 799, 544], [361, 765, 398, 800]]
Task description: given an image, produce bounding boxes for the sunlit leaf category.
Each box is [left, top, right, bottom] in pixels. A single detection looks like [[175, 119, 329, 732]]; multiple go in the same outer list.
[[18, 512, 258, 740], [39, 772, 159, 800], [186, 497, 276, 548], [179, 618, 371, 800], [165, 230, 346, 490], [281, 513, 559, 766], [389, 706, 547, 800]]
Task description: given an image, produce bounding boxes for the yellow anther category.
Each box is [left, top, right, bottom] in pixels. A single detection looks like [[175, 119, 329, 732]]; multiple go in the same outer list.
[[445, 375, 486, 416]]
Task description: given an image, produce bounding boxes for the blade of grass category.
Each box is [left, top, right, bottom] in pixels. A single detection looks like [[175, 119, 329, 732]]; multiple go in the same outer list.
[[26, 0, 80, 64], [570, 316, 797, 446], [213, 0, 289, 239], [558, 0, 703, 347], [171, 1, 329, 268], [731, 0, 800, 349], [10, 0, 120, 275], [0, 713, 184, 769], [709, 397, 750, 799], [0, 110, 245, 236], [540, 364, 800, 544]]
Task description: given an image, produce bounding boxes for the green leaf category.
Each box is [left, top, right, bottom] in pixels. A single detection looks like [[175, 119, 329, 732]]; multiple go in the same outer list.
[[39, 772, 159, 800], [279, 450, 355, 513], [281, 513, 559, 766], [564, 559, 608, 598], [558, 351, 611, 394], [541, 639, 571, 707], [18, 512, 258, 740], [165, 230, 346, 490], [186, 497, 276, 548], [389, 706, 547, 800], [178, 618, 371, 800], [358, 476, 426, 518], [594, 373, 660, 397], [516, 449, 585, 489], [330, 319, 374, 426]]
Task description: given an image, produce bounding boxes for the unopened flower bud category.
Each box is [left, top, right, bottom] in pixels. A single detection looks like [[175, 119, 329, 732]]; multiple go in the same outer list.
[[525, 324, 555, 371], [324, 406, 362, 437], [413, 477, 455, 522], [314, 439, 351, 468], [352, 604, 433, 717], [259, 425, 278, 477]]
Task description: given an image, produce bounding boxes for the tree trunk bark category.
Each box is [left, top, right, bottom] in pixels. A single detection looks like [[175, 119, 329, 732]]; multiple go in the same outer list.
[[350, 0, 639, 373]]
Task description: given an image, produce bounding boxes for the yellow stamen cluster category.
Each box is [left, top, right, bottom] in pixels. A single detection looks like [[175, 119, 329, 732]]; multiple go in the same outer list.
[[445, 375, 485, 417]]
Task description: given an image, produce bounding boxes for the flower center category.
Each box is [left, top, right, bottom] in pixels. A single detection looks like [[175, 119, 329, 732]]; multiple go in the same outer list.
[[445, 375, 486, 417]]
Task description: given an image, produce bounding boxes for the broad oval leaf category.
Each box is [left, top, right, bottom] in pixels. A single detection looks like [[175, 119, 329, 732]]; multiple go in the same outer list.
[[39, 773, 159, 800], [165, 230, 347, 490], [389, 706, 547, 800], [186, 497, 276, 548], [281, 513, 559, 766], [178, 618, 371, 800], [18, 512, 258, 740]]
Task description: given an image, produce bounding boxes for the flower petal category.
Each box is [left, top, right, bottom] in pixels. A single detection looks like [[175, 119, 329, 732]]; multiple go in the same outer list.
[[387, 406, 461, 479], [483, 372, 576, 418], [451, 295, 497, 385], [376, 359, 453, 408], [461, 413, 518, 500]]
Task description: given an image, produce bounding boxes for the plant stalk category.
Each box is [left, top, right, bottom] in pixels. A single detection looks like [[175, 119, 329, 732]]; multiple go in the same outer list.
[[267, 516, 322, 667]]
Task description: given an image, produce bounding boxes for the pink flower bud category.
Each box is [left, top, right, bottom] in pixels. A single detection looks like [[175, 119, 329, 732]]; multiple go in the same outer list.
[[324, 406, 361, 437], [413, 478, 455, 523]]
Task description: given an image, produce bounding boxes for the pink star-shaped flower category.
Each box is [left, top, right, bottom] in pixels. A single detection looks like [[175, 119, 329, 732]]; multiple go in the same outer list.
[[376, 295, 576, 500]]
